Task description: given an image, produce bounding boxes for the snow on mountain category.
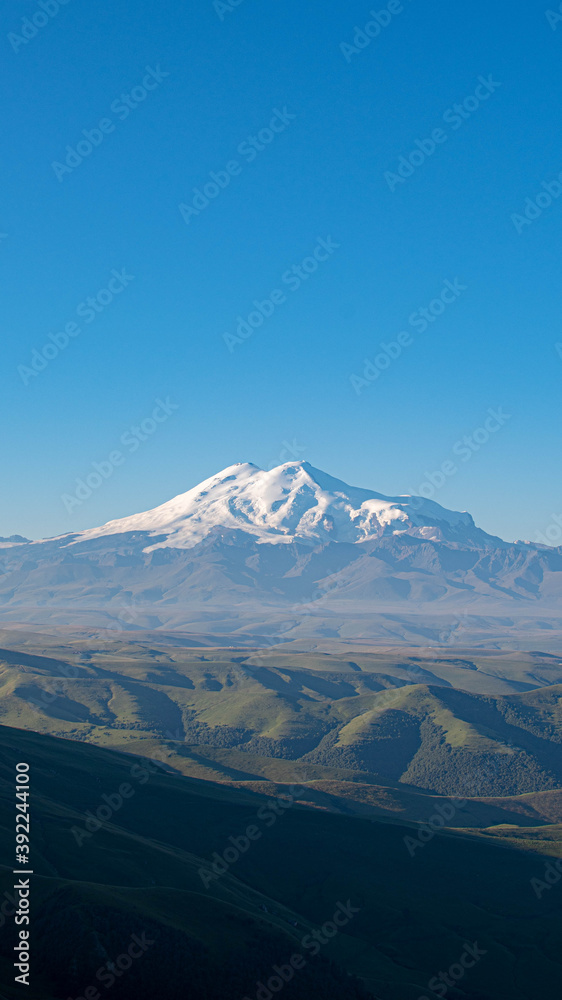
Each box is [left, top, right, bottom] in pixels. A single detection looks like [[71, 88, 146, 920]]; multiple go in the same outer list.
[[4, 462, 561, 637], [62, 461, 495, 551]]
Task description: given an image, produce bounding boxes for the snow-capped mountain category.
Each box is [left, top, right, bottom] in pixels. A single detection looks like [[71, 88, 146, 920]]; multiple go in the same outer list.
[[1, 462, 561, 643], [61, 461, 499, 551]]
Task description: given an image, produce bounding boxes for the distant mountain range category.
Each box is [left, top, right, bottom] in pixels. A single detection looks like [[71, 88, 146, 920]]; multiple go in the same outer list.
[[1, 462, 561, 644]]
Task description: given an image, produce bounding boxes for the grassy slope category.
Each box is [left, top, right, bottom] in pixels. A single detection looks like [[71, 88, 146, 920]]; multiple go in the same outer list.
[[75, 734, 562, 836], [1, 641, 561, 809], [0, 725, 561, 1000]]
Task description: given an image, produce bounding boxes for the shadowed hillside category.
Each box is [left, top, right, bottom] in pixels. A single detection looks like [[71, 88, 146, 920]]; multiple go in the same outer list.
[[0, 725, 561, 999]]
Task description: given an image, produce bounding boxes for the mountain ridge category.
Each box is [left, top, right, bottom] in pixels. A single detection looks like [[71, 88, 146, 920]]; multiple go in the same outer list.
[[52, 460, 504, 551], [1, 462, 561, 642]]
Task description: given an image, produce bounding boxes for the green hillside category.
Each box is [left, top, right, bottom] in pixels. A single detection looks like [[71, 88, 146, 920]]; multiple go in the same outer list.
[[1, 638, 561, 811]]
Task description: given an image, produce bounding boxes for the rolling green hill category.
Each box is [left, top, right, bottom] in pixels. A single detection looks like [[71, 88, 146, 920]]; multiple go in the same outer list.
[[0, 724, 561, 1000], [0, 636, 561, 815]]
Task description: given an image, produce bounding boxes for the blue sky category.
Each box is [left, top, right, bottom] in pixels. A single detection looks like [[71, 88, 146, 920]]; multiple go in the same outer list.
[[1, 0, 560, 543]]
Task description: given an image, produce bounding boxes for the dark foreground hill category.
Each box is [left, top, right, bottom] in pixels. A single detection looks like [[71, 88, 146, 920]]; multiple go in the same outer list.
[[0, 724, 560, 999]]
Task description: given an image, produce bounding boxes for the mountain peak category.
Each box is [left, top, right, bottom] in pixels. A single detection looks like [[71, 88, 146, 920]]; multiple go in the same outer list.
[[68, 461, 495, 552], [6, 462, 556, 629]]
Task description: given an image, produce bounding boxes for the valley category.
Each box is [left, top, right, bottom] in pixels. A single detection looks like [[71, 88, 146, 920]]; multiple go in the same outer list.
[[1, 463, 561, 998], [1, 630, 561, 846]]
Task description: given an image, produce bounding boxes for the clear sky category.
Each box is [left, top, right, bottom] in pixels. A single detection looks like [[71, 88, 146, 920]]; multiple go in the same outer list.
[[1, 0, 560, 543]]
